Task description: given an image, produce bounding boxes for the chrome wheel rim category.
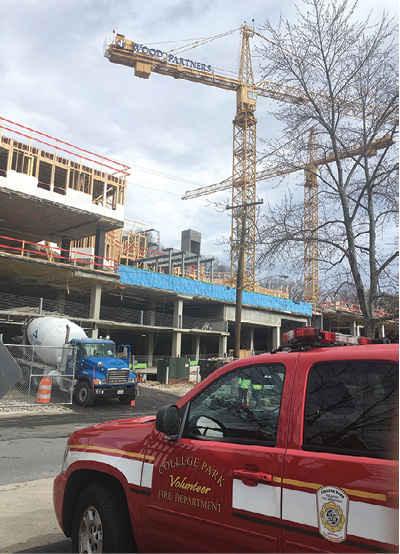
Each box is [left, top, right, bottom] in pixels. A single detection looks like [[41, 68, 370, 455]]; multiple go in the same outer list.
[[79, 505, 103, 553]]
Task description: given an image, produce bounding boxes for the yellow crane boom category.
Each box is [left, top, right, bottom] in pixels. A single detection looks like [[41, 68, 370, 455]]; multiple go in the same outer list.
[[105, 33, 330, 104], [183, 132, 393, 305], [104, 27, 395, 298], [182, 134, 394, 200], [105, 33, 379, 115]]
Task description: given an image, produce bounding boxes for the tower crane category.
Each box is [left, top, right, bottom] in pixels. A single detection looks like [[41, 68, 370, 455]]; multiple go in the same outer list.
[[183, 132, 394, 304], [304, 128, 319, 307], [105, 27, 394, 296], [104, 26, 373, 292]]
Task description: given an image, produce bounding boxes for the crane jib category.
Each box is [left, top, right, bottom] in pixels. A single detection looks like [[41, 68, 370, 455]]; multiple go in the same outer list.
[[116, 39, 212, 73]]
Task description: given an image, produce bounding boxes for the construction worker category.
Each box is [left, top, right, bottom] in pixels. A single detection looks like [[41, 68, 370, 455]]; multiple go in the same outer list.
[[238, 377, 251, 405]]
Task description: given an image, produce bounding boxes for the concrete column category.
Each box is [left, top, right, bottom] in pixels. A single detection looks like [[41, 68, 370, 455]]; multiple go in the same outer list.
[[89, 284, 102, 338], [145, 332, 154, 368], [172, 332, 182, 357], [171, 297, 184, 357], [349, 319, 358, 336], [272, 326, 281, 350], [147, 298, 156, 326], [192, 335, 200, 361], [168, 250, 172, 275], [313, 313, 324, 330], [60, 237, 71, 261], [173, 298, 183, 329], [248, 327, 254, 353], [218, 335, 228, 357], [55, 290, 65, 314], [94, 227, 106, 269]]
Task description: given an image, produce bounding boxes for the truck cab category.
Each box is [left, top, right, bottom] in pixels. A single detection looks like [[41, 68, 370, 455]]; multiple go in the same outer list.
[[54, 328, 399, 552], [69, 338, 137, 407]]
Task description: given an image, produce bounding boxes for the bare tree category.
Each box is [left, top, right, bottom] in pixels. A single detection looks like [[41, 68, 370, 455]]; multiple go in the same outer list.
[[257, 0, 399, 337]]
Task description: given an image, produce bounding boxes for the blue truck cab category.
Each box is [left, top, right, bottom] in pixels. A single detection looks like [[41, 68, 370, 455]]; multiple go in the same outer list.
[[68, 338, 137, 407]]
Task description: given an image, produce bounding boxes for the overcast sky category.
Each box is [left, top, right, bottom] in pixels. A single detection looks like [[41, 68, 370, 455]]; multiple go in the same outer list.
[[0, 0, 398, 270]]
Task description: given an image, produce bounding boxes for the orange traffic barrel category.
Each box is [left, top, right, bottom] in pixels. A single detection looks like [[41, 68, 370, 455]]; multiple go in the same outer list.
[[36, 377, 52, 404]]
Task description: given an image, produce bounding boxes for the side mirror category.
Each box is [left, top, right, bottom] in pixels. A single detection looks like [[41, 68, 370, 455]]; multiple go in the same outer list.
[[156, 404, 180, 441]]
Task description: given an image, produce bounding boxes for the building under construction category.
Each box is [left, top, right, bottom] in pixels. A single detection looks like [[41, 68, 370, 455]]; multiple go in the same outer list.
[[0, 119, 397, 369]]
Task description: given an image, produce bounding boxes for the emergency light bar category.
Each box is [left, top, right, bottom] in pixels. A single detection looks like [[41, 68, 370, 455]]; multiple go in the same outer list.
[[283, 327, 373, 346]]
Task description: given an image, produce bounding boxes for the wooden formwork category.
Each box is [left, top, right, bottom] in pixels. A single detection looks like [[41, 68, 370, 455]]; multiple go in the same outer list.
[[71, 221, 148, 266], [0, 116, 129, 215]]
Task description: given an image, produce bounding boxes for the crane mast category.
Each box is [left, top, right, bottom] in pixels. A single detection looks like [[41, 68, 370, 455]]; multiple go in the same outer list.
[[105, 28, 395, 302], [231, 26, 257, 289], [304, 128, 319, 305]]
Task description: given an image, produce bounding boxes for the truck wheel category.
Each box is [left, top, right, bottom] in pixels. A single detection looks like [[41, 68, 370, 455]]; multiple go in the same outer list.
[[71, 482, 135, 553], [75, 381, 94, 407], [16, 366, 30, 389], [118, 394, 135, 405]]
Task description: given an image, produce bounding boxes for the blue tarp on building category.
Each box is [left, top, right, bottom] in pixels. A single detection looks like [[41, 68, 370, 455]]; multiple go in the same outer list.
[[118, 266, 312, 316]]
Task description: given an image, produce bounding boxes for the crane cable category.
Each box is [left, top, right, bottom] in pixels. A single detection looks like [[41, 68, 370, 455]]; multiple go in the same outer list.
[[163, 28, 240, 56]]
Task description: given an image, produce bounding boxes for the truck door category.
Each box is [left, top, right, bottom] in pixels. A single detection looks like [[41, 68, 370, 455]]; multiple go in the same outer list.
[[141, 360, 296, 553], [282, 353, 399, 552]]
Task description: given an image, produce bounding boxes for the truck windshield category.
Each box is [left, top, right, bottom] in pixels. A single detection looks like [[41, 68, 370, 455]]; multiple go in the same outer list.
[[81, 344, 116, 357]]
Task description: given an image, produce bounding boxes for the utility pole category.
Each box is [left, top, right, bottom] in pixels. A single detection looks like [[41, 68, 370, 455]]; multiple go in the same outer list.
[[227, 200, 263, 358]]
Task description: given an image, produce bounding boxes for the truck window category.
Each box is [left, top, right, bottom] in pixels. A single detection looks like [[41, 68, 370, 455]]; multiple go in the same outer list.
[[82, 343, 116, 357], [303, 360, 399, 460], [183, 364, 285, 446]]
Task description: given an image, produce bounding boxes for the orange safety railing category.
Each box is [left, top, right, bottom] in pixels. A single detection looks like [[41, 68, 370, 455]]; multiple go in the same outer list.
[[0, 235, 119, 273]]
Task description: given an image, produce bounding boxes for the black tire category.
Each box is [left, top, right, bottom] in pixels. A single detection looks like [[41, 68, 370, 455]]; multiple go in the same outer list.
[[118, 394, 135, 406], [75, 381, 94, 407], [71, 482, 135, 553]]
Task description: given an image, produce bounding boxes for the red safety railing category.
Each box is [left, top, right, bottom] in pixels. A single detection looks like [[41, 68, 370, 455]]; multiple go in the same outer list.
[[321, 299, 395, 319], [0, 117, 130, 177], [0, 235, 119, 273]]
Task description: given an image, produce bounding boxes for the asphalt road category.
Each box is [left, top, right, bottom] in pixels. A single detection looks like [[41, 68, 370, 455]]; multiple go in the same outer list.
[[0, 386, 181, 553]]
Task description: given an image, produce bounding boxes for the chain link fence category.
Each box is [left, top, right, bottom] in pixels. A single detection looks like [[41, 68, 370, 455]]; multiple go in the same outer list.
[[0, 344, 76, 406]]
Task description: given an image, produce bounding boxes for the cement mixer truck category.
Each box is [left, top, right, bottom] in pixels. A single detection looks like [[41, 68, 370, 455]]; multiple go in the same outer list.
[[19, 316, 137, 407]]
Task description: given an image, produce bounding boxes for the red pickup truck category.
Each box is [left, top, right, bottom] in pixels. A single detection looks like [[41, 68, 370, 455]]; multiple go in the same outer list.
[[54, 327, 399, 553]]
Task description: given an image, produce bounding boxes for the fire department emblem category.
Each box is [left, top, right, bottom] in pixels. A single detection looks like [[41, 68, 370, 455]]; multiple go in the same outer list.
[[317, 486, 349, 543]]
